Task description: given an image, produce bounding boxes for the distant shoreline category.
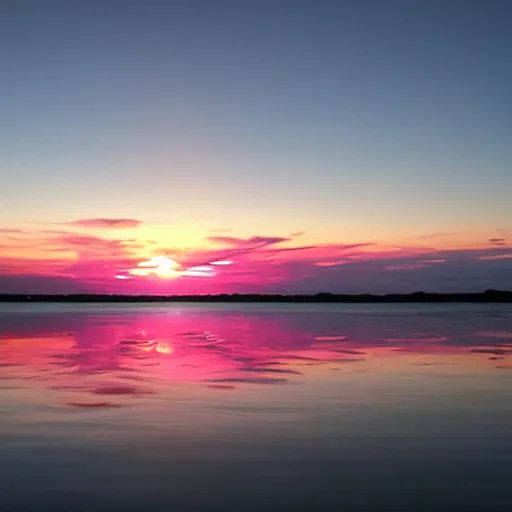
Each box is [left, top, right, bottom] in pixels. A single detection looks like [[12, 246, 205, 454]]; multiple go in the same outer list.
[[0, 291, 511, 303]]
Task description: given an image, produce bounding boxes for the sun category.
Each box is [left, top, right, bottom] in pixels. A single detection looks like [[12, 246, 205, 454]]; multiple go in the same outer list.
[[151, 256, 180, 277], [117, 254, 224, 280], [129, 255, 181, 279]]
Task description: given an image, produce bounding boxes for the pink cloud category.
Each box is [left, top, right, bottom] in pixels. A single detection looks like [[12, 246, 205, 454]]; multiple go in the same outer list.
[[55, 233, 128, 254], [2, 225, 512, 294], [0, 230, 145, 286], [315, 261, 345, 267], [478, 254, 512, 261], [0, 256, 70, 277], [264, 245, 318, 254], [63, 257, 141, 280], [70, 218, 142, 229]]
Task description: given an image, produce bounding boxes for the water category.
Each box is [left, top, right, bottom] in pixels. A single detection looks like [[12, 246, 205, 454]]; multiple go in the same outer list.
[[1, 303, 511, 511]]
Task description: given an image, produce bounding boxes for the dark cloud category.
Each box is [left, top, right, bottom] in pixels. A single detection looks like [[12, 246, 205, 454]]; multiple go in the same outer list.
[[41, 229, 77, 235], [70, 218, 142, 229], [264, 245, 318, 254], [0, 228, 26, 234], [262, 242, 374, 257], [207, 235, 290, 247], [419, 232, 458, 240], [489, 238, 506, 246], [285, 248, 512, 294], [0, 274, 88, 295]]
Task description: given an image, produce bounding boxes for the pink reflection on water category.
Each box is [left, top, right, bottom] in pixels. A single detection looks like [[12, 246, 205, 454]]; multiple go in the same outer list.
[[1, 308, 511, 407]]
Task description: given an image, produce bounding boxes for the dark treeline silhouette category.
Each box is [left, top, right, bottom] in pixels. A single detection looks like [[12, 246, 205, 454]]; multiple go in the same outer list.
[[0, 290, 511, 303]]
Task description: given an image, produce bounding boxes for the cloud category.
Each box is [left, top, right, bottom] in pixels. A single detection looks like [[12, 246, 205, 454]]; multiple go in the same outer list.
[[261, 243, 376, 263], [479, 254, 512, 261], [297, 247, 512, 294], [419, 232, 458, 240], [0, 228, 26, 234], [41, 229, 78, 235], [0, 230, 144, 284], [0, 274, 87, 294], [264, 245, 318, 254], [208, 228, 231, 234], [182, 236, 340, 270], [2, 224, 512, 295], [260, 256, 511, 295], [385, 263, 427, 271], [489, 238, 507, 246], [70, 218, 142, 229], [62, 256, 141, 279], [55, 233, 129, 254], [207, 235, 290, 247]]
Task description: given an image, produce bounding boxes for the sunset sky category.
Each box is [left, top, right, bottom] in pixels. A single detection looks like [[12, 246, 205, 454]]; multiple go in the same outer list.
[[1, 0, 511, 294]]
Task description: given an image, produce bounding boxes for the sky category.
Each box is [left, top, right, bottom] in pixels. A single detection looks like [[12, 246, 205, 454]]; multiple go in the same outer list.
[[0, 0, 511, 294]]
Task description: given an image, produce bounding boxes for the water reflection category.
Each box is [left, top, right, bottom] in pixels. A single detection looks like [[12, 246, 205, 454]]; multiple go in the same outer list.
[[1, 305, 512, 512], [1, 304, 511, 407]]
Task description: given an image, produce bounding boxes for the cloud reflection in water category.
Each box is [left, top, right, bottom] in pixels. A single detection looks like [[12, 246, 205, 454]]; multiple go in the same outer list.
[[1, 305, 511, 408]]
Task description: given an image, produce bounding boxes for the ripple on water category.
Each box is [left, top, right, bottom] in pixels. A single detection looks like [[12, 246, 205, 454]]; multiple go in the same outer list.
[[67, 402, 122, 408]]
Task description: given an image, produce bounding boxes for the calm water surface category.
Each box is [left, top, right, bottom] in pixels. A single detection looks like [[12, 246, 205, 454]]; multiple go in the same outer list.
[[1, 303, 511, 511]]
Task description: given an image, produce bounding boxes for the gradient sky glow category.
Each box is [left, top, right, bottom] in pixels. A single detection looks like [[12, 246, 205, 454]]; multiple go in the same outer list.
[[1, 0, 511, 294]]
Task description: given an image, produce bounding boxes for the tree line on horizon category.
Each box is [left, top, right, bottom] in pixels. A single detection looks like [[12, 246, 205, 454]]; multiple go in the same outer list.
[[0, 290, 511, 303]]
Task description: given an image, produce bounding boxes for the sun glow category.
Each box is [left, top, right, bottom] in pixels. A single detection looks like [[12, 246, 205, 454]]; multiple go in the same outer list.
[[155, 342, 174, 355], [129, 256, 181, 279], [118, 255, 218, 280]]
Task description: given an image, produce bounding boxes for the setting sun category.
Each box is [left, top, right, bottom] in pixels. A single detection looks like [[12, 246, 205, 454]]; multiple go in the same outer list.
[[129, 256, 181, 279], [119, 255, 218, 281]]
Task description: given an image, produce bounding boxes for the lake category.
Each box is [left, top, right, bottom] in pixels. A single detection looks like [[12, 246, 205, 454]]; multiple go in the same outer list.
[[1, 303, 511, 511]]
